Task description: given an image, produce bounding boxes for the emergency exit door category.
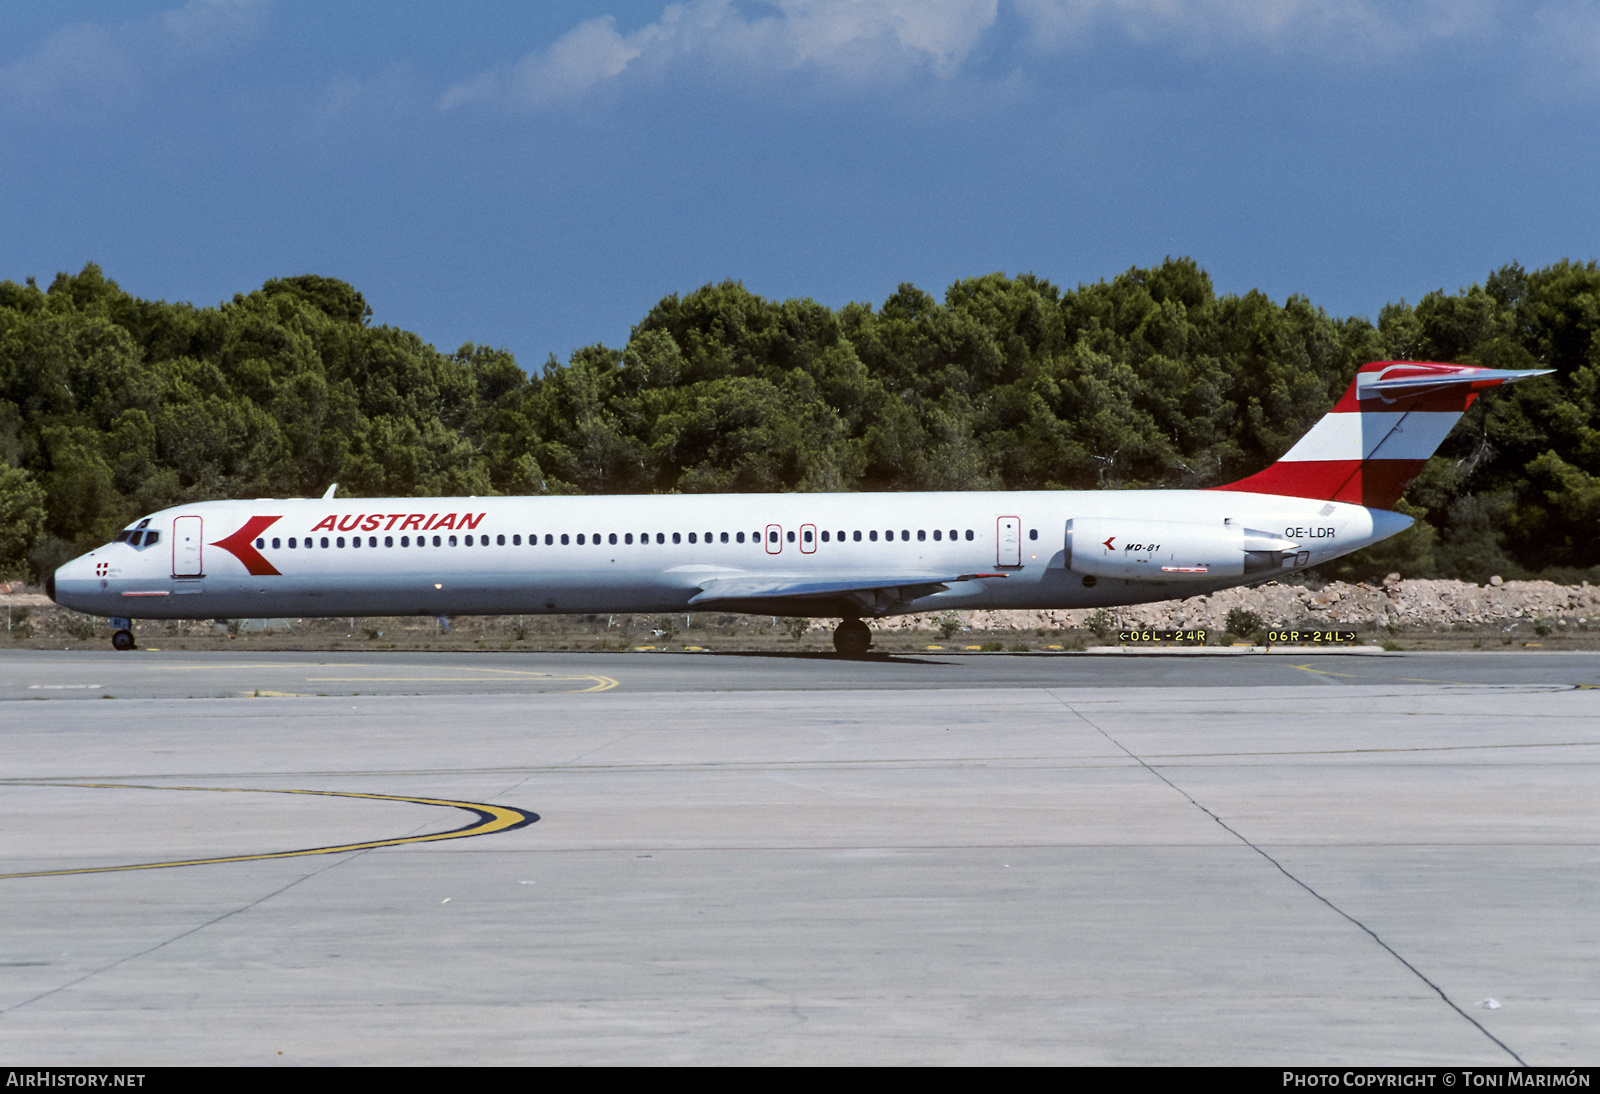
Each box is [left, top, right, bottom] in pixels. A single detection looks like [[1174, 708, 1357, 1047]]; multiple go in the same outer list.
[[997, 516, 1021, 567]]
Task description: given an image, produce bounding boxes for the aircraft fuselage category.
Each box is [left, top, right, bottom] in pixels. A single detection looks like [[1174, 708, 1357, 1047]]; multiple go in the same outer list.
[[50, 489, 1410, 622]]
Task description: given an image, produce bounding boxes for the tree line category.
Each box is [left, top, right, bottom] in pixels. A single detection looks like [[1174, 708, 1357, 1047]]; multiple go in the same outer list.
[[2, 258, 1597, 584]]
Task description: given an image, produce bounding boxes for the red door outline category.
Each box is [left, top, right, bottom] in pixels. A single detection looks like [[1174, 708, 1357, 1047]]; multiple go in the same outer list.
[[765, 524, 783, 554], [800, 524, 817, 554], [173, 515, 204, 577], [997, 516, 1021, 567]]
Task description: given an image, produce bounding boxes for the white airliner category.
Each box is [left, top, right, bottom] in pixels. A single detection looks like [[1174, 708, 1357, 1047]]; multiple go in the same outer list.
[[49, 361, 1548, 654]]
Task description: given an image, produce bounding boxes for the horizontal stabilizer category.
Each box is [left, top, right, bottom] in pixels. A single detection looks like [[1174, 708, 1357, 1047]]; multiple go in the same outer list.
[[1358, 366, 1553, 399]]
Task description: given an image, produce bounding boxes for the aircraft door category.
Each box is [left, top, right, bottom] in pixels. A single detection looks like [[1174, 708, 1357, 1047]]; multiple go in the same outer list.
[[997, 516, 1021, 567], [800, 524, 817, 554], [765, 524, 783, 554], [173, 516, 204, 577]]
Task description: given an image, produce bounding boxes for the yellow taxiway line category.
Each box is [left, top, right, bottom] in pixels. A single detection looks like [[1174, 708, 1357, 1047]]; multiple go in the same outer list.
[[0, 783, 537, 880]]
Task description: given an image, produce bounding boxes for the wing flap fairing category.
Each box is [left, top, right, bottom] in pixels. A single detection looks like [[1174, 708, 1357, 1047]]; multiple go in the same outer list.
[[687, 573, 1004, 607]]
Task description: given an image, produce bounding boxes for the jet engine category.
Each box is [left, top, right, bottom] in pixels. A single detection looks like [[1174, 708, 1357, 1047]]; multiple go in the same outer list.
[[1063, 518, 1304, 581]]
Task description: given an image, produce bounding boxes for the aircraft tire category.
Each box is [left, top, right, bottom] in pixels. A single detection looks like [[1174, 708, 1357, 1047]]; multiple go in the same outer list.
[[832, 619, 872, 657], [111, 629, 137, 652]]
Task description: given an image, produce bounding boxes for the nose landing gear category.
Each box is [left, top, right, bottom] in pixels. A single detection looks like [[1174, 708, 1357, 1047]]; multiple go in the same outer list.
[[832, 618, 873, 657], [109, 617, 137, 651]]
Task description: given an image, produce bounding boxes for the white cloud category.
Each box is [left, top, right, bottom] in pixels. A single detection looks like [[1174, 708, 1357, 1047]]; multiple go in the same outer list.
[[1527, 1, 1600, 89], [1013, 0, 1500, 58], [441, 0, 1002, 111], [160, 0, 264, 51], [0, 22, 132, 105], [440, 0, 1600, 112], [0, 0, 265, 108], [442, 15, 644, 111]]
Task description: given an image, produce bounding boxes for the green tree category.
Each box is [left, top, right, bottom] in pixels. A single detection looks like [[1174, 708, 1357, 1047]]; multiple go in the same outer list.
[[0, 465, 46, 580]]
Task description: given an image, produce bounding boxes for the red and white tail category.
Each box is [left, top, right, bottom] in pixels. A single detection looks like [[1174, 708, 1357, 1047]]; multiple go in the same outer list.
[[1211, 361, 1552, 510]]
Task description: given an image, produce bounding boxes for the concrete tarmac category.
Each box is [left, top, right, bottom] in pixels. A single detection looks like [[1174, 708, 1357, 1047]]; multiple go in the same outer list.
[[1, 650, 1596, 1064]]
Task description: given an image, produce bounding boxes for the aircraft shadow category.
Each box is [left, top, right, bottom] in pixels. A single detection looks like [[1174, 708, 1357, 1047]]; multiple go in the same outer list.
[[700, 650, 952, 665]]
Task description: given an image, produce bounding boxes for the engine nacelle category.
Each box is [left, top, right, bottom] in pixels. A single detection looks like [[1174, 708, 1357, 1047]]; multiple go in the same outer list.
[[1064, 518, 1304, 581]]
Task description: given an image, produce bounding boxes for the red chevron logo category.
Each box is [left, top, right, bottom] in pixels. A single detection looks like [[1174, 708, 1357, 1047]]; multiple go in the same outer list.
[[212, 516, 283, 576]]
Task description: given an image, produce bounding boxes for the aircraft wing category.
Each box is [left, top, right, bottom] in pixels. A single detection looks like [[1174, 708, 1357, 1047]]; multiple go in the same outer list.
[[687, 572, 1006, 609]]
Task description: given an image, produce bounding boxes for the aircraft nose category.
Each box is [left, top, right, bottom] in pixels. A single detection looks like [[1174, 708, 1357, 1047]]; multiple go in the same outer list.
[[49, 551, 103, 611]]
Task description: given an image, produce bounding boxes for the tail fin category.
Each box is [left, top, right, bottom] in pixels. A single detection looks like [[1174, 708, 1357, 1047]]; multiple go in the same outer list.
[[1211, 361, 1552, 510]]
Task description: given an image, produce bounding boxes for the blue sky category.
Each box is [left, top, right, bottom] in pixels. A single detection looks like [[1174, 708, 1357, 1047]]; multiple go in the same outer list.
[[4, 1, 1598, 369]]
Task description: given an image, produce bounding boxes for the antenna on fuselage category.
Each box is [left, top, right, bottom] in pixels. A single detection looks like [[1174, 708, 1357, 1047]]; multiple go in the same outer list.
[[322, 484, 338, 500]]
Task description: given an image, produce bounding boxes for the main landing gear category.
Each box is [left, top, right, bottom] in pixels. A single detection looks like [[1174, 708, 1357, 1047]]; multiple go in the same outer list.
[[109, 617, 136, 651], [832, 618, 873, 657]]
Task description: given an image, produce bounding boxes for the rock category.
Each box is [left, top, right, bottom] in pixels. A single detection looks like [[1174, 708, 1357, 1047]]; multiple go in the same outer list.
[[1490, 575, 1503, 586]]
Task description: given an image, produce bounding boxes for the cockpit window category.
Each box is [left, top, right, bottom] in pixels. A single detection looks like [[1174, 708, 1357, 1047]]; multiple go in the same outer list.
[[114, 531, 131, 544], [143, 531, 159, 545], [136, 518, 150, 529]]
